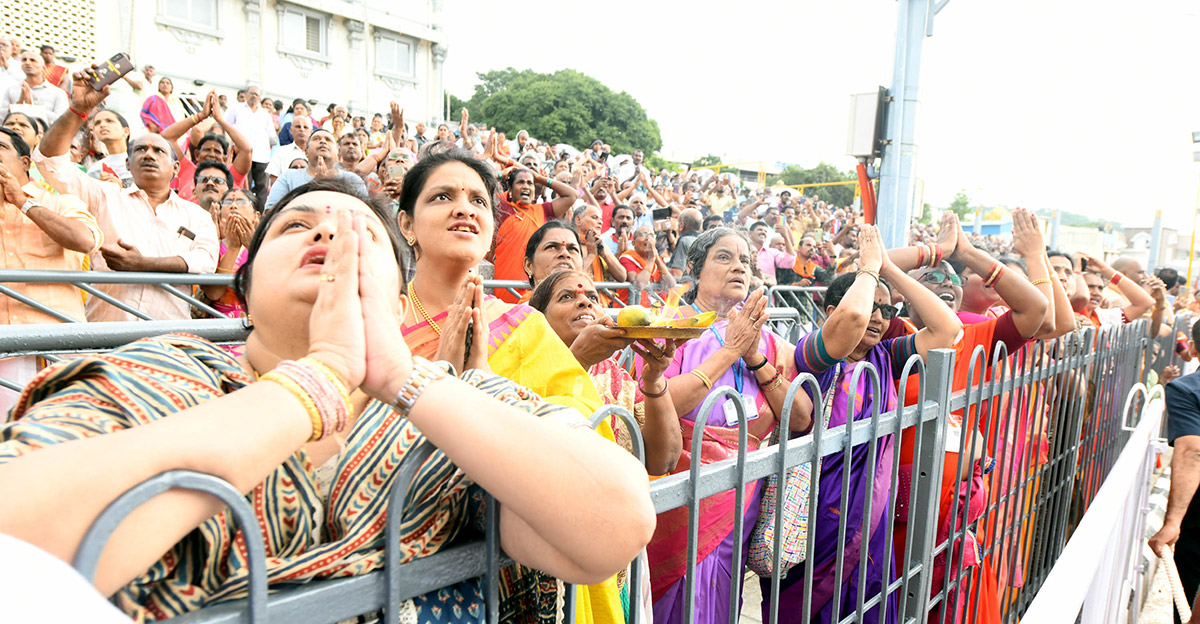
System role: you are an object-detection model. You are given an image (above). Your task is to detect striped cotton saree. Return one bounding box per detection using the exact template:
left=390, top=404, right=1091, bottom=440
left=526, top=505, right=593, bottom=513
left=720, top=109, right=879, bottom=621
left=0, top=333, right=591, bottom=622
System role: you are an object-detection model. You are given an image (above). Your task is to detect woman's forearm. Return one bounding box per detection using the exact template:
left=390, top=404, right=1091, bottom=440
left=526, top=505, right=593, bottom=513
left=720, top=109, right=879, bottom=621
left=0, top=381, right=314, bottom=595
left=884, top=264, right=960, bottom=346
left=407, top=376, right=654, bottom=584
left=667, top=345, right=740, bottom=417
left=640, top=386, right=682, bottom=476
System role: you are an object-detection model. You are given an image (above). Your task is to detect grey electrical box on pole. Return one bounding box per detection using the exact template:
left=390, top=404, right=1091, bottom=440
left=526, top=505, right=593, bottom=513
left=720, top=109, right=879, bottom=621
left=877, top=0, right=951, bottom=250
left=847, top=87, right=889, bottom=160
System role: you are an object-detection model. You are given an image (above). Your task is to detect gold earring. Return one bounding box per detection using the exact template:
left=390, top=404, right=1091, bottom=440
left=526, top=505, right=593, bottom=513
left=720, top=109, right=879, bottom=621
left=245, top=313, right=253, bottom=327
left=405, top=235, right=416, bottom=246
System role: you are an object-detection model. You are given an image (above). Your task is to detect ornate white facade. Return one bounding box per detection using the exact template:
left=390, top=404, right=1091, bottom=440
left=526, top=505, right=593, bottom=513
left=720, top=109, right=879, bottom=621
left=5, top=0, right=448, bottom=122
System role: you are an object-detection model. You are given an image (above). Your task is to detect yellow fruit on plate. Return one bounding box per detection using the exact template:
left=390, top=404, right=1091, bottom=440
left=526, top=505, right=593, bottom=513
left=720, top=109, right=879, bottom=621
left=692, top=311, right=718, bottom=328
left=617, top=305, right=653, bottom=327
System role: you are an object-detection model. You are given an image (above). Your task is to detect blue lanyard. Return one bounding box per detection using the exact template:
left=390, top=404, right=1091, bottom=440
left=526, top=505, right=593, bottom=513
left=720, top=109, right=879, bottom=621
left=692, top=303, right=743, bottom=393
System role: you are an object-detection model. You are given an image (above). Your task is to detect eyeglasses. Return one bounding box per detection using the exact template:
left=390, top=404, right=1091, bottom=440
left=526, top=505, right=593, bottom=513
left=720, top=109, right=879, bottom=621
left=197, top=176, right=229, bottom=187
left=220, top=199, right=254, bottom=208
left=919, top=270, right=963, bottom=286
left=873, top=302, right=899, bottom=320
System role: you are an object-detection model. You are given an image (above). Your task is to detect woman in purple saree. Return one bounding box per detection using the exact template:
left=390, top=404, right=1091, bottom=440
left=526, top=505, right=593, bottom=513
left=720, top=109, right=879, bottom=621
left=762, top=225, right=961, bottom=624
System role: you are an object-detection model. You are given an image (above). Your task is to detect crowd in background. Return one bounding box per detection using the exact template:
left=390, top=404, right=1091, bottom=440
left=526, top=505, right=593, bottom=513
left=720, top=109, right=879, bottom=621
left=2, top=37, right=1200, bottom=624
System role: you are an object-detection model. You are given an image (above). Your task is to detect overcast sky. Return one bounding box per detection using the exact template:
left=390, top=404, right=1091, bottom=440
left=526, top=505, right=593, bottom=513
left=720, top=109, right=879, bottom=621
left=442, top=0, right=1200, bottom=231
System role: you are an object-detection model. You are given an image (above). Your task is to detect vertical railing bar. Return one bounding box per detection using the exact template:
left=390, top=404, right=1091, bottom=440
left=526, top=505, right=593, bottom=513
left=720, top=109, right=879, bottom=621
left=385, top=442, right=437, bottom=624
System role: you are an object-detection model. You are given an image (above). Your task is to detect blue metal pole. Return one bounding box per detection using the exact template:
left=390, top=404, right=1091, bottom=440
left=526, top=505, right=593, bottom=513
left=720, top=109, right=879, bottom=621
left=1147, top=210, right=1162, bottom=273
left=878, top=0, right=945, bottom=250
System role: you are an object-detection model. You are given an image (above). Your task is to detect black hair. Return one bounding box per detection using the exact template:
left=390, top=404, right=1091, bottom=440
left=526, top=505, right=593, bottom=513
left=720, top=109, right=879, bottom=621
left=682, top=227, right=753, bottom=304
left=273, top=99, right=284, bottom=111
left=946, top=255, right=967, bottom=277
left=193, top=132, right=230, bottom=160
left=1157, top=267, right=1180, bottom=290
left=750, top=220, right=769, bottom=231
left=93, top=107, right=130, bottom=130
left=1191, top=317, right=1200, bottom=349
left=289, top=98, right=307, bottom=113
left=232, top=177, right=404, bottom=314
left=501, top=167, right=535, bottom=193
left=3, top=112, right=46, bottom=137
left=998, top=255, right=1027, bottom=274
left=524, top=221, right=581, bottom=287
left=194, top=160, right=233, bottom=188
left=220, top=186, right=257, bottom=206
left=1046, top=250, right=1073, bottom=262
left=822, top=271, right=892, bottom=309
left=612, top=204, right=635, bottom=220
left=0, top=127, right=31, bottom=160
left=528, top=269, right=592, bottom=314
left=397, top=149, right=497, bottom=217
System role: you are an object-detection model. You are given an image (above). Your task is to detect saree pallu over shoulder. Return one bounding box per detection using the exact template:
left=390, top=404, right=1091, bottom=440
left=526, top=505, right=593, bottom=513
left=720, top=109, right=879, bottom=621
left=0, top=333, right=579, bottom=622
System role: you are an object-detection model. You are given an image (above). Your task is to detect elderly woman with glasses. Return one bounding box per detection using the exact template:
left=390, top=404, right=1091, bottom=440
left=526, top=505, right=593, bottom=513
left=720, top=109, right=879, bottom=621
left=646, top=227, right=813, bottom=624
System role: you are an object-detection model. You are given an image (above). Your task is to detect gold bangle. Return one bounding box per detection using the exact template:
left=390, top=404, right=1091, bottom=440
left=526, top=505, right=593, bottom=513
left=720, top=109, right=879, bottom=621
left=262, top=371, right=323, bottom=441
left=763, top=374, right=786, bottom=393
left=1030, top=278, right=1052, bottom=286
left=856, top=269, right=880, bottom=285
left=690, top=369, right=713, bottom=390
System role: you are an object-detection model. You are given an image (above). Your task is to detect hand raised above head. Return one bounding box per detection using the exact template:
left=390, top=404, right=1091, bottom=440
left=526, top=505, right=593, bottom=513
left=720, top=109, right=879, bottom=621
left=70, top=67, right=112, bottom=112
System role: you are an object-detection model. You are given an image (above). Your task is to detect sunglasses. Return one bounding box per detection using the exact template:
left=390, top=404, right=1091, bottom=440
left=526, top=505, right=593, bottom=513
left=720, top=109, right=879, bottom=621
left=873, top=302, right=899, bottom=320
left=197, top=175, right=229, bottom=186
left=919, top=270, right=963, bottom=286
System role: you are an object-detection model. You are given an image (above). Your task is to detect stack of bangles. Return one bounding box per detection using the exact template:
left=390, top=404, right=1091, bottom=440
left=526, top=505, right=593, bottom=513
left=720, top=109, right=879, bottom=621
left=982, top=262, right=1005, bottom=287
left=261, top=357, right=352, bottom=442
left=915, top=243, right=944, bottom=269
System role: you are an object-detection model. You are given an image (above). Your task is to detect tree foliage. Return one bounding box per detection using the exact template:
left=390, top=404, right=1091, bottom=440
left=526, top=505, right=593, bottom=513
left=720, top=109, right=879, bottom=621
left=775, top=162, right=857, bottom=207
left=692, top=154, right=721, bottom=167
left=454, top=67, right=662, bottom=156
left=948, top=191, right=972, bottom=218
left=446, top=93, right=469, bottom=122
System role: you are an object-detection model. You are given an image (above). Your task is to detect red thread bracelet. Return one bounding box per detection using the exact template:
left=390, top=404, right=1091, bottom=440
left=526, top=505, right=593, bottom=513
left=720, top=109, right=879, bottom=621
left=69, top=107, right=88, bottom=121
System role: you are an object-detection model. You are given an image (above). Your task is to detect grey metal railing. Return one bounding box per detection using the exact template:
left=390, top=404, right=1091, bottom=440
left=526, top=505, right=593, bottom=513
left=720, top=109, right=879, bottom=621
left=0, top=315, right=1161, bottom=623
left=0, top=270, right=693, bottom=320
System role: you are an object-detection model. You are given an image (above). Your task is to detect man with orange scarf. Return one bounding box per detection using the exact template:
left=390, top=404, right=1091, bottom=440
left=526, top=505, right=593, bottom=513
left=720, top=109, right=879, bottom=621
left=620, top=226, right=676, bottom=306
left=492, top=166, right=577, bottom=302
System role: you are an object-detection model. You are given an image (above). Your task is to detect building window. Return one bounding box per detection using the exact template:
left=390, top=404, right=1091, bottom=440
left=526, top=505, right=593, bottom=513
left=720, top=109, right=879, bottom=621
left=280, top=7, right=327, bottom=57
left=375, top=32, right=415, bottom=78
left=158, top=0, right=218, bottom=31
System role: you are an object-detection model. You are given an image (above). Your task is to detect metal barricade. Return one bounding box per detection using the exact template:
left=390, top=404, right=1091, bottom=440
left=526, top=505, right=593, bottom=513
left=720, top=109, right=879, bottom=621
left=767, top=285, right=828, bottom=332
left=0, top=314, right=1161, bottom=623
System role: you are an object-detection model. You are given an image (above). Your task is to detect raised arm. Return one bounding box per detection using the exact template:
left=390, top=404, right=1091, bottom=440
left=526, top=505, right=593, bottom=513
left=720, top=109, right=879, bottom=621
left=819, top=225, right=885, bottom=360
left=880, top=248, right=962, bottom=359
left=1083, top=254, right=1154, bottom=322
left=209, top=92, right=253, bottom=176
left=1010, top=208, right=1068, bottom=339
left=953, top=223, right=1047, bottom=339
left=888, top=211, right=959, bottom=271
left=540, top=170, right=578, bottom=219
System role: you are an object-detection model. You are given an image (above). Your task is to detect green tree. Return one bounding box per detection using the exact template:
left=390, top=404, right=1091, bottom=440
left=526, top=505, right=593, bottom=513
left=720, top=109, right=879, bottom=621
left=948, top=191, right=972, bottom=218
left=778, top=162, right=857, bottom=206
left=463, top=68, right=661, bottom=156
left=692, top=154, right=721, bottom=167
left=447, top=93, right=469, bottom=122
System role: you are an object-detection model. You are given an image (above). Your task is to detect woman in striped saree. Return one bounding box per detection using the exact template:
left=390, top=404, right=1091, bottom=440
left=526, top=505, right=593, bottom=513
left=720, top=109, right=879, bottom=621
left=0, top=178, right=655, bottom=622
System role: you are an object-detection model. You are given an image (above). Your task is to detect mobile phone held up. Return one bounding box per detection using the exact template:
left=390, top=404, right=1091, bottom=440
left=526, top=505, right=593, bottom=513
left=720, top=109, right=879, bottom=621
left=86, top=53, right=135, bottom=91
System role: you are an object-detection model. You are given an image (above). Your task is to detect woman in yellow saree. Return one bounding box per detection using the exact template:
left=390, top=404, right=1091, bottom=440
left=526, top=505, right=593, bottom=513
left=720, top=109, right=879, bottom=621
left=395, top=150, right=627, bottom=622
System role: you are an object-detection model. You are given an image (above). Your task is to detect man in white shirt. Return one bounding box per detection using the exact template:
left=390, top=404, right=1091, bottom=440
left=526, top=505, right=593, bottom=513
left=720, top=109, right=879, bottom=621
left=33, top=71, right=218, bottom=322
left=0, top=38, right=18, bottom=92
left=223, top=85, right=276, bottom=210
left=265, top=114, right=310, bottom=184
left=0, top=50, right=68, bottom=121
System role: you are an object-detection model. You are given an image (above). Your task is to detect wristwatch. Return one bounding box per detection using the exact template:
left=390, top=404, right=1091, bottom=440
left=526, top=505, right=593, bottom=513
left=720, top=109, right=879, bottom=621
left=19, top=198, right=39, bottom=215
left=392, top=356, right=448, bottom=417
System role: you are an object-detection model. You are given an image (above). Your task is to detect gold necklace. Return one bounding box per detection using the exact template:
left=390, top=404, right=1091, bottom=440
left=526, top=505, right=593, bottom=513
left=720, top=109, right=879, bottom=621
left=408, top=281, right=441, bottom=335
